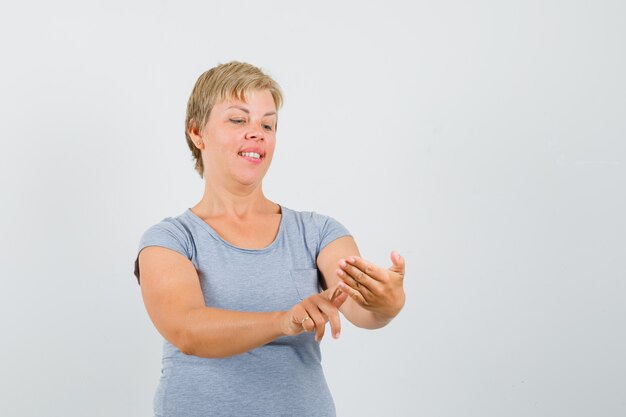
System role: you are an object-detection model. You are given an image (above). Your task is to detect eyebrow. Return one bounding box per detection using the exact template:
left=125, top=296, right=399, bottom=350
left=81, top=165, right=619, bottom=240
left=227, top=105, right=276, bottom=117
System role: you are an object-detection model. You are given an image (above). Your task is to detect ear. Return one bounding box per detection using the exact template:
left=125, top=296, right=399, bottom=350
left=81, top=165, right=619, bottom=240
left=187, top=119, right=204, bottom=149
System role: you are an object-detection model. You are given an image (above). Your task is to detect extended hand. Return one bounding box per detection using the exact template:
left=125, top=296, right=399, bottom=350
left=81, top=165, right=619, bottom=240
left=282, top=286, right=349, bottom=342
left=336, top=251, right=405, bottom=319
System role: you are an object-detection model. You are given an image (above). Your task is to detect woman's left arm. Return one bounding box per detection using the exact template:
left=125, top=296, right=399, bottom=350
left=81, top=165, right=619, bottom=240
left=316, top=236, right=406, bottom=329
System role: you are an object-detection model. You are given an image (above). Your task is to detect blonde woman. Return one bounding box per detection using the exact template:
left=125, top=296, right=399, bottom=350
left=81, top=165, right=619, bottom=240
left=134, top=61, right=406, bottom=417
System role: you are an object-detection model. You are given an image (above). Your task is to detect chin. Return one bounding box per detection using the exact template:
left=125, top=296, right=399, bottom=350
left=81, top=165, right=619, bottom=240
left=236, top=174, right=265, bottom=187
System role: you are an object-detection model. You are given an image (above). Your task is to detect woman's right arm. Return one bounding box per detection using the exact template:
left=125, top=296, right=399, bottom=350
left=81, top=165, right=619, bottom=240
left=137, top=246, right=346, bottom=358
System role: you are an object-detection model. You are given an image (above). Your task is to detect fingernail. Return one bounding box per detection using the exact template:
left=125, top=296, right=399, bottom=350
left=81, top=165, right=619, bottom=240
left=336, top=269, right=345, bottom=276
left=338, top=259, right=346, bottom=268
left=334, top=331, right=341, bottom=339
left=347, top=257, right=356, bottom=264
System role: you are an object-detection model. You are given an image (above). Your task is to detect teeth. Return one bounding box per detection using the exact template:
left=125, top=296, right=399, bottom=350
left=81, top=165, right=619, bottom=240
left=239, top=152, right=261, bottom=159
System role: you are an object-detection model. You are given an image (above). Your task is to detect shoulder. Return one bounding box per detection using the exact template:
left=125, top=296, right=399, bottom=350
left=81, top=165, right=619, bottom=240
left=141, top=213, right=190, bottom=239
left=282, top=205, right=337, bottom=227
left=134, top=211, right=196, bottom=284
left=137, top=210, right=195, bottom=258
left=281, top=205, right=351, bottom=253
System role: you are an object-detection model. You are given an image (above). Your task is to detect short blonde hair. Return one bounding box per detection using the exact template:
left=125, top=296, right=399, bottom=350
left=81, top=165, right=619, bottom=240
left=185, top=61, right=283, bottom=178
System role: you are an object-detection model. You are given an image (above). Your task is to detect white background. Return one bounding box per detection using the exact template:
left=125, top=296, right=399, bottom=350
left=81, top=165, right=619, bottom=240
left=1, top=1, right=625, bottom=416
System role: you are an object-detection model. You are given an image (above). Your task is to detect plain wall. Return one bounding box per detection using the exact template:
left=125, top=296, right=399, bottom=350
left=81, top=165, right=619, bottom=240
left=1, top=1, right=624, bottom=416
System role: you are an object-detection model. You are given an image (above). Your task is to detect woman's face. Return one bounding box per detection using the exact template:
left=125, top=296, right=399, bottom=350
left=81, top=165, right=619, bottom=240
left=200, top=89, right=277, bottom=188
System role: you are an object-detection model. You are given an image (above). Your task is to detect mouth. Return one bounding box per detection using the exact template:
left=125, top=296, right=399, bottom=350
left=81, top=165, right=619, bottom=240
left=238, top=151, right=262, bottom=160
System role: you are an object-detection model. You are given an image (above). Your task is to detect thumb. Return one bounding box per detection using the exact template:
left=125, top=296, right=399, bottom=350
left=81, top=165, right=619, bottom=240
left=325, top=286, right=349, bottom=308
left=331, top=290, right=349, bottom=308
left=390, top=250, right=405, bottom=274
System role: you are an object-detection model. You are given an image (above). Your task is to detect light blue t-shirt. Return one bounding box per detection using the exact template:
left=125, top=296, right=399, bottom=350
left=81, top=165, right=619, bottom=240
left=134, top=205, right=351, bottom=417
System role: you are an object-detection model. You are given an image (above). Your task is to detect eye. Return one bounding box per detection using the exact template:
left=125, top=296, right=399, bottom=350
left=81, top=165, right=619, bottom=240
left=263, top=124, right=274, bottom=131
left=229, top=118, right=245, bottom=124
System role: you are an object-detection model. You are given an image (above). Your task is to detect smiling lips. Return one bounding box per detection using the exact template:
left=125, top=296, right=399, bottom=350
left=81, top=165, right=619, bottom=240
left=238, top=148, right=264, bottom=163
left=239, top=151, right=261, bottom=159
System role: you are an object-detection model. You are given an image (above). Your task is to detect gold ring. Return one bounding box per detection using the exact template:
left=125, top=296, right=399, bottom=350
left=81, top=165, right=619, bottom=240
left=301, top=316, right=311, bottom=324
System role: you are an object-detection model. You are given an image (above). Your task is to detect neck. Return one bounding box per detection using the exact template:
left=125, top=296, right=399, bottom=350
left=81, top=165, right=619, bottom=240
left=192, top=175, right=275, bottom=219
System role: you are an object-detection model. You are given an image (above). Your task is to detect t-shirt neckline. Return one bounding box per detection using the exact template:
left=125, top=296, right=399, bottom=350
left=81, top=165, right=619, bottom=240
left=184, top=204, right=285, bottom=254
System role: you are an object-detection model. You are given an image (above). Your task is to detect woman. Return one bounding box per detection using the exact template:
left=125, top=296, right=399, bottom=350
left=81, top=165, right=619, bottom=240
left=134, top=61, right=406, bottom=417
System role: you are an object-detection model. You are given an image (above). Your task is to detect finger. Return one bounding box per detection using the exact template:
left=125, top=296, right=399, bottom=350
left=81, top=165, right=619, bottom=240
left=337, top=263, right=379, bottom=297
left=336, top=267, right=375, bottom=302
left=292, top=305, right=313, bottom=332
left=316, top=299, right=342, bottom=339
left=322, top=286, right=341, bottom=302
left=390, top=251, right=405, bottom=276
left=338, top=282, right=368, bottom=306
left=302, top=301, right=327, bottom=342
left=291, top=305, right=306, bottom=326
left=345, top=256, right=386, bottom=283
left=331, top=290, right=349, bottom=309
left=322, top=286, right=349, bottom=309
left=300, top=316, right=314, bottom=332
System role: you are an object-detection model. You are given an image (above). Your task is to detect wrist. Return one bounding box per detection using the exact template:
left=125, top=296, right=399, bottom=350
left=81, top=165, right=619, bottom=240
left=275, top=310, right=291, bottom=337
left=372, top=298, right=404, bottom=324
left=371, top=310, right=394, bottom=325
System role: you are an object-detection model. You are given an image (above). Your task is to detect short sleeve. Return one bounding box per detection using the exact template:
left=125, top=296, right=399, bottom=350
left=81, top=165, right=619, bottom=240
left=313, top=212, right=352, bottom=255
left=133, top=219, right=192, bottom=284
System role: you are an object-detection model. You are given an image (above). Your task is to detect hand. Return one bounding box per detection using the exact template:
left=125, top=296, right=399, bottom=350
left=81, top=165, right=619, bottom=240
left=282, top=286, right=349, bottom=342
left=336, top=251, right=406, bottom=320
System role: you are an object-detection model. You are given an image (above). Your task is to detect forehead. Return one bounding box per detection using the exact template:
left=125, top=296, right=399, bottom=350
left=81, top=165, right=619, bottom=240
left=217, top=89, right=277, bottom=113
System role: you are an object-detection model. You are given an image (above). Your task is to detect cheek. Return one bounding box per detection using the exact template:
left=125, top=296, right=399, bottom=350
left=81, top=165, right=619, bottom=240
left=265, top=144, right=276, bottom=162
left=266, top=135, right=277, bottom=152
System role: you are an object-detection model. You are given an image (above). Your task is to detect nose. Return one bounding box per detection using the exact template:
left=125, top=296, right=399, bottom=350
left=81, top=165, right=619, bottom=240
left=245, top=123, right=264, bottom=141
